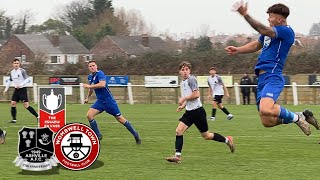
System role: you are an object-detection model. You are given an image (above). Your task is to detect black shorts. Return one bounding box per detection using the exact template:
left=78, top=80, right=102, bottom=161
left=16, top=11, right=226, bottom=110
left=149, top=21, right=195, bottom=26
left=179, top=107, right=208, bottom=133
left=213, top=95, right=224, bottom=104
left=12, top=87, right=29, bottom=102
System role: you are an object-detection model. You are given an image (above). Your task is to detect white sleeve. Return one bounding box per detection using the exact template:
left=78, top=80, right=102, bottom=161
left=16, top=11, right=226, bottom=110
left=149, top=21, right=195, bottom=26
left=20, top=77, right=30, bottom=87
left=4, top=79, right=11, bottom=92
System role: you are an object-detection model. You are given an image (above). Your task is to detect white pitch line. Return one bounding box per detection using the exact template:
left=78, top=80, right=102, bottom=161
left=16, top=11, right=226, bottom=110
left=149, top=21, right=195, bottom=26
left=3, top=134, right=317, bottom=140
left=0, top=120, right=178, bottom=128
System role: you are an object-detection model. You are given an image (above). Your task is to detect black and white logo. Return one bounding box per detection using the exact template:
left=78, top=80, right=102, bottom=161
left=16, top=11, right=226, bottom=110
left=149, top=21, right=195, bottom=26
left=14, top=127, right=58, bottom=171
left=62, top=133, right=91, bottom=161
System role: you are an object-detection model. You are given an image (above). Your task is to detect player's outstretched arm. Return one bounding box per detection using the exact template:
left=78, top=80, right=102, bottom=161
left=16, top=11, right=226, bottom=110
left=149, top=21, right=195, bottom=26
left=243, top=14, right=275, bottom=38
left=225, top=40, right=262, bottom=55
left=233, top=1, right=275, bottom=37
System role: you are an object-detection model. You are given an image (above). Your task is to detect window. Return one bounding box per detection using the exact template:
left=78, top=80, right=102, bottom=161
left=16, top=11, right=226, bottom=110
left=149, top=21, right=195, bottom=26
left=14, top=55, right=27, bottom=63
left=21, top=55, right=26, bottom=62
left=50, top=56, right=61, bottom=64
left=84, top=55, right=92, bottom=62
left=51, top=56, right=57, bottom=63
left=67, top=55, right=79, bottom=64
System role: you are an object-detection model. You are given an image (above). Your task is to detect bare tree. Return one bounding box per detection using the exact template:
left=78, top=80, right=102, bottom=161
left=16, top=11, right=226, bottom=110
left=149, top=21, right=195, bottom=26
left=115, top=7, right=156, bottom=36
left=25, top=53, right=48, bottom=75
left=198, top=24, right=211, bottom=37
left=0, top=10, right=6, bottom=38
left=13, top=10, right=34, bottom=34
left=58, top=0, right=93, bottom=28
left=0, top=10, right=14, bottom=39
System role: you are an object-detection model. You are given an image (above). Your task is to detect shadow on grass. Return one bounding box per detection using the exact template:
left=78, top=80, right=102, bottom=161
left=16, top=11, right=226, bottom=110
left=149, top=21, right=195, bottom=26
left=82, top=160, right=105, bottom=171
left=18, top=160, right=104, bottom=175
left=58, top=160, right=105, bottom=171
left=18, top=166, right=60, bottom=175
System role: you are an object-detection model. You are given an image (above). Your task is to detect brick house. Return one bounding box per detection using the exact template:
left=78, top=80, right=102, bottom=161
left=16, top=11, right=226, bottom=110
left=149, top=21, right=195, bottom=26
left=91, top=34, right=170, bottom=59
left=0, top=34, right=92, bottom=65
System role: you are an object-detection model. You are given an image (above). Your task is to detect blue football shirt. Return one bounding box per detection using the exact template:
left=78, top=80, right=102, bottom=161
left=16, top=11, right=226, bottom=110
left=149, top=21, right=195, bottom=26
left=88, top=70, right=115, bottom=103
left=255, top=25, right=295, bottom=75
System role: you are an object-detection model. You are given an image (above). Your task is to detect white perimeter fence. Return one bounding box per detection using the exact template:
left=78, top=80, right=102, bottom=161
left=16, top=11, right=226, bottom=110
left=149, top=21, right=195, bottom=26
left=1, top=83, right=320, bottom=105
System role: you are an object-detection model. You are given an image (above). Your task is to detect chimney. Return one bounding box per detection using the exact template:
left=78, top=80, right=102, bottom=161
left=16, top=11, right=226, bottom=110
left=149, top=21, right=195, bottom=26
left=50, top=35, right=60, bottom=47
left=141, top=34, right=149, bottom=47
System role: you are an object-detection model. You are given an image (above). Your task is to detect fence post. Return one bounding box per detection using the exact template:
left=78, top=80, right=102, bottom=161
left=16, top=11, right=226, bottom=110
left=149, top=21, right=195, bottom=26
left=292, top=82, right=298, bottom=106
left=127, top=83, right=134, bottom=105
left=234, top=83, right=240, bottom=105
left=79, top=83, right=85, bottom=104
left=33, top=83, right=38, bottom=104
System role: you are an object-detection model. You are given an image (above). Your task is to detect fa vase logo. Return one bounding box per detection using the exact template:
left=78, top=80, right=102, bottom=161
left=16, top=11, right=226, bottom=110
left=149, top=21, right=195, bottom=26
left=14, top=127, right=58, bottom=171
left=43, top=89, right=62, bottom=115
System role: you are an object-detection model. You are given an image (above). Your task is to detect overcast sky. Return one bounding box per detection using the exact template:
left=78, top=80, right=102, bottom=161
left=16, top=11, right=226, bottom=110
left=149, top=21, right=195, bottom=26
left=1, top=0, right=319, bottom=37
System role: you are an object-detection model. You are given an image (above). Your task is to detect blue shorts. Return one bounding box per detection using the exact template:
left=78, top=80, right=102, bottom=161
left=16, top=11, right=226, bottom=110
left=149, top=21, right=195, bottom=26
left=91, top=100, right=122, bottom=117
left=256, top=73, right=284, bottom=108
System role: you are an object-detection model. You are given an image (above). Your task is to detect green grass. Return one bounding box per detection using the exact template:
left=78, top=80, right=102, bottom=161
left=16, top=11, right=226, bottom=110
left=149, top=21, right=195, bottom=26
left=0, top=103, right=319, bottom=180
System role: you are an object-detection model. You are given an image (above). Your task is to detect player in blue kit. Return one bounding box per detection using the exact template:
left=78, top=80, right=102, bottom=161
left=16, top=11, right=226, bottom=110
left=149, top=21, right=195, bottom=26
left=83, top=60, right=141, bottom=144
left=225, top=3, right=319, bottom=135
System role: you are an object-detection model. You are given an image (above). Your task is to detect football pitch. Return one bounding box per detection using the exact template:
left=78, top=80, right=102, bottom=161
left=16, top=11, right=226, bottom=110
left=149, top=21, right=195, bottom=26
left=0, top=103, right=319, bottom=180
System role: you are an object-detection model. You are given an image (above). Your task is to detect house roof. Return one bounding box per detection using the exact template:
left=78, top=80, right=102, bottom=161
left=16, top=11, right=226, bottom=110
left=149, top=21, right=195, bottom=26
left=108, top=35, right=168, bottom=55
left=14, top=34, right=90, bottom=54
left=51, top=35, right=90, bottom=54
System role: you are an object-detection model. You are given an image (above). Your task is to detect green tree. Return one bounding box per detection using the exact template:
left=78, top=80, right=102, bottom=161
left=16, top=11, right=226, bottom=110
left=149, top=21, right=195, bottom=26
left=195, top=36, right=212, bottom=52
left=57, top=0, right=128, bottom=48
left=4, top=18, right=12, bottom=39
left=72, top=27, right=93, bottom=49
left=95, top=24, right=114, bottom=40
left=91, top=0, right=113, bottom=15
left=28, top=19, right=69, bottom=35
left=226, top=39, right=238, bottom=47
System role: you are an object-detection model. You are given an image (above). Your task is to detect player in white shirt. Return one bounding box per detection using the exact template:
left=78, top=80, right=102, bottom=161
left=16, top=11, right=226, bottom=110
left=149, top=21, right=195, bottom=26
left=207, top=67, right=233, bottom=121
left=165, top=61, right=235, bottom=164
left=3, top=59, right=38, bottom=123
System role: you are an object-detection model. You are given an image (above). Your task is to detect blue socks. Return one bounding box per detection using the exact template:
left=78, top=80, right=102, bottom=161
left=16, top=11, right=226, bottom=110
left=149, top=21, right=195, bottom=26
left=278, top=106, right=296, bottom=124
left=89, top=119, right=101, bottom=138
left=124, top=120, right=139, bottom=137
left=89, top=119, right=138, bottom=139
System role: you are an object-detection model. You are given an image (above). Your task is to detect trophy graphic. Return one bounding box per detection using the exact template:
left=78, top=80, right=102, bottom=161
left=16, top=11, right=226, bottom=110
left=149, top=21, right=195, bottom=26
left=42, top=89, right=62, bottom=115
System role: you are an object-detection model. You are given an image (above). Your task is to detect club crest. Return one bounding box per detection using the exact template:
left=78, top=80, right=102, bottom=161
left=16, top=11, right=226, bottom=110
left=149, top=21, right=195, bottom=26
left=14, top=127, right=58, bottom=171
left=54, top=123, right=100, bottom=170
left=263, top=36, right=271, bottom=49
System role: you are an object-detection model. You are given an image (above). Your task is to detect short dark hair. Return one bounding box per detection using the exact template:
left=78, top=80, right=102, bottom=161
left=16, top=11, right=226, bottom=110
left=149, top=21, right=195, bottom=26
left=179, top=61, right=191, bottom=70
left=209, top=67, right=216, bottom=71
left=87, top=60, right=96, bottom=64
left=13, top=58, right=20, bottom=63
left=267, top=3, right=290, bottom=18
